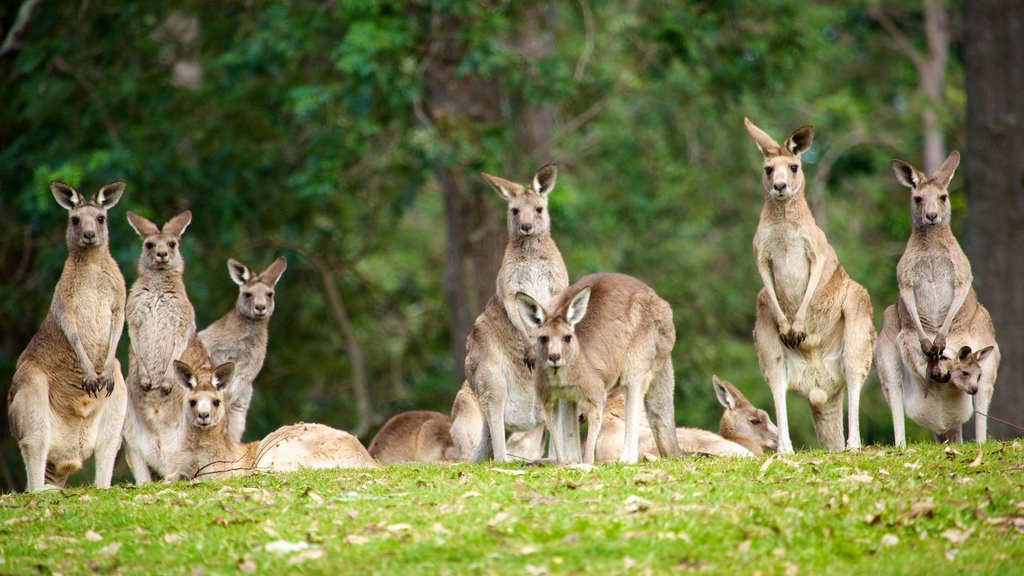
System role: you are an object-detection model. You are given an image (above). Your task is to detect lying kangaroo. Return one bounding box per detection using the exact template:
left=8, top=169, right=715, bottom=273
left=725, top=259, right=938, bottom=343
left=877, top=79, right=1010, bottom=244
left=449, top=380, right=545, bottom=462
left=875, top=151, right=1000, bottom=445
left=594, top=376, right=778, bottom=461
left=198, top=256, right=287, bottom=442
left=168, top=359, right=376, bottom=481
left=8, top=180, right=128, bottom=490
left=744, top=117, right=875, bottom=454
left=367, top=410, right=460, bottom=464
left=516, top=272, right=683, bottom=464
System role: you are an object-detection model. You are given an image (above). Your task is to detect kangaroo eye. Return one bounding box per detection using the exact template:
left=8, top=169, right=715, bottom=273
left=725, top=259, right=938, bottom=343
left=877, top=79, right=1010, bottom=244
left=213, top=399, right=221, bottom=407
left=539, top=335, right=549, bottom=344
left=749, top=419, right=762, bottom=425
left=511, top=208, right=519, bottom=216
left=914, top=197, right=923, bottom=205
left=764, top=166, right=773, bottom=176
left=536, top=207, right=543, bottom=214
left=168, top=241, right=177, bottom=249
left=71, top=216, right=81, bottom=225
left=145, top=242, right=155, bottom=250
left=267, top=292, right=274, bottom=299
left=97, top=216, right=105, bottom=224
left=939, top=194, right=947, bottom=202
left=790, top=165, right=798, bottom=173
left=243, top=292, right=252, bottom=299
left=563, top=335, right=572, bottom=343
left=189, top=399, right=197, bottom=407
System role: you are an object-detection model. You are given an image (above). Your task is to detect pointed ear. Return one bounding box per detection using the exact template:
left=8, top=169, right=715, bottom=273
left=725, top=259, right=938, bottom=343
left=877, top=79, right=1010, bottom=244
left=891, top=159, right=923, bottom=190
left=95, top=180, right=126, bottom=209
left=212, top=362, right=235, bottom=391
left=162, top=210, right=192, bottom=238
left=173, top=360, right=197, bottom=391
left=712, top=375, right=748, bottom=410
left=565, top=287, right=591, bottom=327
left=973, top=346, right=995, bottom=363
left=126, top=211, right=160, bottom=238
left=957, top=346, right=973, bottom=361
left=784, top=125, right=814, bottom=156
left=532, top=163, right=557, bottom=196
left=51, top=181, right=82, bottom=210
left=481, top=172, right=524, bottom=201
left=515, top=292, right=545, bottom=330
left=259, top=256, right=288, bottom=286
left=227, top=258, right=253, bottom=286
left=932, top=150, right=960, bottom=188
left=743, top=117, right=780, bottom=156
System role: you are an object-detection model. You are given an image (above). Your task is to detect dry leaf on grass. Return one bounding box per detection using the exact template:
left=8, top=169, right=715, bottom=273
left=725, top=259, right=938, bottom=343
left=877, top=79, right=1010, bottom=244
left=386, top=523, right=411, bottom=533
left=98, top=542, right=121, bottom=556
left=288, top=548, right=325, bottom=565
left=493, top=468, right=526, bottom=476
left=459, top=491, right=482, bottom=500
left=264, top=540, right=308, bottom=554
left=344, top=534, right=369, bottom=545
left=880, top=534, right=899, bottom=547
left=488, top=513, right=510, bottom=527
left=899, top=501, right=936, bottom=521
left=85, top=530, right=102, bottom=542
left=620, top=495, right=653, bottom=514
left=633, top=469, right=671, bottom=485
left=941, top=526, right=975, bottom=546
left=237, top=558, right=257, bottom=573
left=969, top=450, right=984, bottom=467
left=844, top=473, right=874, bottom=484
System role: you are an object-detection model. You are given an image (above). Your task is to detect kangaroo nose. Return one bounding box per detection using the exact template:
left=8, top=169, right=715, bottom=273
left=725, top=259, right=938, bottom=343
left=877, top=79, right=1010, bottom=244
left=156, top=251, right=168, bottom=259
left=773, top=182, right=787, bottom=193
left=83, top=231, right=96, bottom=240
left=548, top=353, right=561, bottom=363
left=926, top=212, right=939, bottom=222
left=520, top=223, right=533, bottom=234
left=255, top=304, right=267, bottom=314
left=198, top=410, right=210, bottom=420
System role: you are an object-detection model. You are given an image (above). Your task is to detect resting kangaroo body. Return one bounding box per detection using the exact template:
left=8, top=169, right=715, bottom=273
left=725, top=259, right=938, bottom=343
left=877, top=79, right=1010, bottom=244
left=198, top=256, right=287, bottom=442
left=594, top=376, right=778, bottom=461
left=168, top=360, right=376, bottom=481
left=874, top=151, right=1000, bottom=445
left=8, top=180, right=128, bottom=490
left=368, top=410, right=460, bottom=464
left=465, top=164, right=572, bottom=462
left=744, top=117, right=875, bottom=454
left=121, top=210, right=197, bottom=483
left=516, top=272, right=683, bottom=464
left=449, top=380, right=545, bottom=462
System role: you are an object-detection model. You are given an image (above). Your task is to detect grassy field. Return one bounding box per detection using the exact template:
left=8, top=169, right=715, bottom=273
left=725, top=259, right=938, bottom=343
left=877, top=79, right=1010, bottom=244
left=2, top=442, right=1023, bottom=575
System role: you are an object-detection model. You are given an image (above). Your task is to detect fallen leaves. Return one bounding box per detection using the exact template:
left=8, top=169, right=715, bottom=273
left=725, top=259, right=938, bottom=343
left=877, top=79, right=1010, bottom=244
left=85, top=530, right=102, bottom=542
left=898, top=500, right=936, bottom=522
left=619, top=495, right=653, bottom=514
left=941, top=526, right=975, bottom=546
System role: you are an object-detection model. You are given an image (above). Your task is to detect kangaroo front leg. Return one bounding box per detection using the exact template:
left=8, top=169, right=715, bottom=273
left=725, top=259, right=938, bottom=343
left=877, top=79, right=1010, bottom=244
left=100, top=301, right=125, bottom=397
left=933, top=284, right=971, bottom=352
left=51, top=297, right=101, bottom=396
left=755, top=256, right=792, bottom=338
left=899, top=283, right=936, bottom=357
left=788, top=239, right=825, bottom=349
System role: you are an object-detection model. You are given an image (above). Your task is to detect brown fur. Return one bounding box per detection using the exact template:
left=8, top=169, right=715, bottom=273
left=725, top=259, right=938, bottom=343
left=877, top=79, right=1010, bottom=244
left=448, top=380, right=546, bottom=462
left=368, top=410, right=459, bottom=464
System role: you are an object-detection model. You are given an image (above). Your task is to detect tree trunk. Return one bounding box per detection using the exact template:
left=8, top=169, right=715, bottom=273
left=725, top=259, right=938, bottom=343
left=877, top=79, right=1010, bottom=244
left=920, top=0, right=948, bottom=174
left=963, top=0, right=1024, bottom=439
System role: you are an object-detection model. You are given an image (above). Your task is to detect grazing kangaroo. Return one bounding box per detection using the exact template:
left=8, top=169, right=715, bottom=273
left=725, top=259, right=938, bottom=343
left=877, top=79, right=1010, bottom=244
left=875, top=151, right=1000, bottom=445
left=168, top=359, right=376, bottom=481
left=7, top=180, right=128, bottom=490
left=466, top=163, right=573, bottom=462
left=198, top=256, right=287, bottom=442
left=516, top=272, right=683, bottom=464
left=121, top=210, right=197, bottom=483
left=594, top=376, right=778, bottom=461
left=368, top=410, right=460, bottom=464
left=449, top=380, right=545, bottom=462
left=744, top=117, right=875, bottom=454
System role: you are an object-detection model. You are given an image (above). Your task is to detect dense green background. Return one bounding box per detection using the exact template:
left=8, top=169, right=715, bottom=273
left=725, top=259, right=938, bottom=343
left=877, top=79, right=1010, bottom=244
left=0, top=1, right=966, bottom=489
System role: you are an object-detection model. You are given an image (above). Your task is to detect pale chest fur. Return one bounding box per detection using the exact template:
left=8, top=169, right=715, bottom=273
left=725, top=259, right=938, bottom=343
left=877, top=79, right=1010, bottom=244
left=898, top=242, right=971, bottom=333
left=755, top=219, right=819, bottom=316
left=198, top=316, right=268, bottom=389
left=127, top=277, right=196, bottom=385
left=497, top=238, right=569, bottom=308
left=55, top=259, right=125, bottom=364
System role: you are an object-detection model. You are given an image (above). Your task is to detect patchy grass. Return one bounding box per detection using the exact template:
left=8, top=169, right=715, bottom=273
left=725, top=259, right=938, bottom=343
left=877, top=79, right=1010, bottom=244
left=2, top=442, right=1023, bottom=575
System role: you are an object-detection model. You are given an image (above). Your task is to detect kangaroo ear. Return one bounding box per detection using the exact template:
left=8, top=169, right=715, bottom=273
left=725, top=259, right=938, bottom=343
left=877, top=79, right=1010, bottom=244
left=212, top=362, right=235, bottom=390
left=173, top=360, right=197, bottom=391
left=784, top=125, right=814, bottom=156
left=515, top=292, right=545, bottom=330
left=481, top=172, right=524, bottom=201
left=259, top=256, right=288, bottom=286
left=96, top=180, right=126, bottom=209
left=743, top=117, right=780, bottom=157
left=932, top=150, right=960, bottom=189
left=957, top=346, right=973, bottom=361
left=532, top=163, right=558, bottom=197
left=891, top=159, right=923, bottom=190
left=566, top=287, right=591, bottom=327
left=973, top=346, right=995, bottom=363
left=227, top=258, right=253, bottom=286
left=126, top=211, right=160, bottom=238
left=712, top=375, right=742, bottom=410
left=51, top=181, right=82, bottom=210
left=162, top=210, right=192, bottom=238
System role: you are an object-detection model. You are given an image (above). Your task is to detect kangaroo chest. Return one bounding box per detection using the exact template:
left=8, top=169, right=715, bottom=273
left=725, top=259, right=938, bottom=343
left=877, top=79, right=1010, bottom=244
left=60, top=264, right=121, bottom=363
left=759, top=223, right=811, bottom=315
left=500, top=259, right=566, bottom=306
left=901, top=252, right=957, bottom=332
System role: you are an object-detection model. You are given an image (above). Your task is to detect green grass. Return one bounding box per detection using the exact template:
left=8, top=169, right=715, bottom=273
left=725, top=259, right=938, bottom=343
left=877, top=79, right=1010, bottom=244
left=2, top=442, right=1023, bottom=575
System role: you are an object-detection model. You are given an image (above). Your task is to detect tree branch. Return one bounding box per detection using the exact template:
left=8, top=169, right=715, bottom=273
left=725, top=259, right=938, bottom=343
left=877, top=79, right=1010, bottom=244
left=0, top=0, right=42, bottom=59
left=868, top=6, right=926, bottom=72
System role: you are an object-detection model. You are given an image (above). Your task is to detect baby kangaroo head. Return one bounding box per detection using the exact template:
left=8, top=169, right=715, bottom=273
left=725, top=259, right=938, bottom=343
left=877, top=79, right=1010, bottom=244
left=743, top=117, right=813, bottom=201
left=51, top=180, right=125, bottom=250
left=481, top=163, right=557, bottom=239
left=713, top=375, right=778, bottom=453
left=126, top=210, right=192, bottom=272
left=947, top=345, right=994, bottom=396
left=173, top=359, right=235, bottom=429
left=891, top=150, right=959, bottom=228
left=227, top=256, right=287, bottom=320
left=515, top=287, right=590, bottom=370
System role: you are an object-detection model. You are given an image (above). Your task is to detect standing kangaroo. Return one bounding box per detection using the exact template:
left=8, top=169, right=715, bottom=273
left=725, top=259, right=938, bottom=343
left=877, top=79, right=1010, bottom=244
left=198, top=256, right=287, bottom=442
left=874, top=151, right=1000, bottom=445
left=744, top=117, right=875, bottom=454
left=516, top=272, right=683, bottom=464
left=449, top=380, right=545, bottom=462
left=122, top=210, right=197, bottom=483
left=465, top=164, right=571, bottom=462
left=8, top=180, right=128, bottom=490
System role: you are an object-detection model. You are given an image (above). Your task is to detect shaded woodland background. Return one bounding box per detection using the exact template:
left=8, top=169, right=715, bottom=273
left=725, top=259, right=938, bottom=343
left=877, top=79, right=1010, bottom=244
left=1, top=0, right=1021, bottom=490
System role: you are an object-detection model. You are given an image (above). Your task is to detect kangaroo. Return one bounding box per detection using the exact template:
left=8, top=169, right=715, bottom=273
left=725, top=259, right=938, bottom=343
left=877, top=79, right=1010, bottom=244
left=367, top=410, right=460, bottom=463
left=198, top=256, right=287, bottom=442
left=449, top=380, right=545, bottom=462
left=593, top=376, right=778, bottom=461
left=121, top=210, right=197, bottom=483
left=516, top=272, right=683, bottom=464
left=465, top=163, right=573, bottom=462
left=875, top=151, right=1000, bottom=445
left=744, top=117, right=876, bottom=454
left=7, top=180, right=128, bottom=490
left=168, top=359, right=376, bottom=481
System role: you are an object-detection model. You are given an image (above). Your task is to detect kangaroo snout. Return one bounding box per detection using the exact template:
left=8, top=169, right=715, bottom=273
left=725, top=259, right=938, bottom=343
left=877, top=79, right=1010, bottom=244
left=519, top=223, right=534, bottom=234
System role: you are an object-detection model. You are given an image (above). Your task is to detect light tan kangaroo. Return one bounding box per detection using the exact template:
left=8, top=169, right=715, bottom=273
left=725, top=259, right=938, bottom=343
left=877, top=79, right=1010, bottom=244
left=198, top=256, right=287, bottom=442
left=7, top=180, right=128, bottom=491
left=593, top=376, right=778, bottom=461
left=122, top=210, right=197, bottom=483
left=449, top=380, right=545, bottom=462
left=516, top=272, right=683, bottom=464
left=875, top=151, right=999, bottom=445
left=367, top=410, right=460, bottom=464
left=167, top=359, right=376, bottom=481
left=744, top=117, right=876, bottom=454
left=465, top=163, right=571, bottom=462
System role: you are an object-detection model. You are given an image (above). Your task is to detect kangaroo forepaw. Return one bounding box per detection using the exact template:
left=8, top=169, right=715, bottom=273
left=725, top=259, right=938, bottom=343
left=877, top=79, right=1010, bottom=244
left=780, top=330, right=806, bottom=349
left=81, top=376, right=101, bottom=397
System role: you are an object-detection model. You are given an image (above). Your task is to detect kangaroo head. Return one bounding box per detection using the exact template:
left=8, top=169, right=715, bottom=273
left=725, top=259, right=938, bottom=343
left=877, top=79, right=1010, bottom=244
left=51, top=180, right=125, bottom=250
left=482, top=163, right=557, bottom=239
left=173, top=359, right=235, bottom=429
left=743, top=117, right=813, bottom=202
left=713, top=375, right=778, bottom=454
left=945, top=345, right=993, bottom=396
left=227, top=256, right=287, bottom=320
left=516, top=287, right=590, bottom=370
left=891, top=150, right=959, bottom=229
left=126, top=210, right=192, bottom=273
